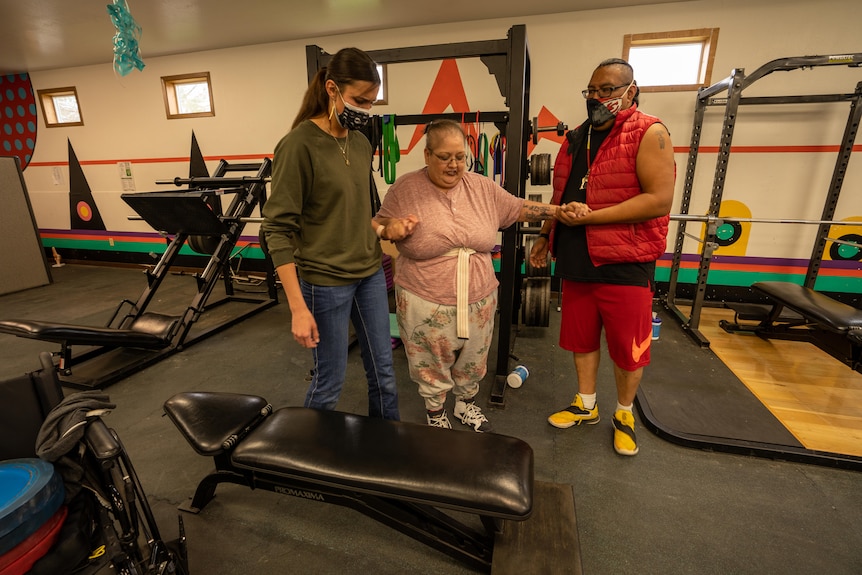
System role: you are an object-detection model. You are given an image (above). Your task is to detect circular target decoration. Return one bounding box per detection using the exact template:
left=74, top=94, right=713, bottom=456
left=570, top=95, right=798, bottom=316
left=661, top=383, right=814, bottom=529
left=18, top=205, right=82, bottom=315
left=829, top=234, right=862, bottom=262
left=0, top=74, right=38, bottom=169
left=715, top=221, right=742, bottom=246
left=76, top=201, right=93, bottom=222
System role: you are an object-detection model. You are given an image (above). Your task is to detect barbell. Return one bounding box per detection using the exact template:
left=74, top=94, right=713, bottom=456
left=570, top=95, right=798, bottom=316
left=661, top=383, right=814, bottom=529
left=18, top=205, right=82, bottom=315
left=670, top=214, right=861, bottom=226
left=525, top=117, right=568, bottom=186
left=530, top=117, right=568, bottom=145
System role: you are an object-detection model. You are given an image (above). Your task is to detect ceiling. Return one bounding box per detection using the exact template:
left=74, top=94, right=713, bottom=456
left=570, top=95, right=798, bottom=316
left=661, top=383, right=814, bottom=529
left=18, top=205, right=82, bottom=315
left=0, top=0, right=692, bottom=74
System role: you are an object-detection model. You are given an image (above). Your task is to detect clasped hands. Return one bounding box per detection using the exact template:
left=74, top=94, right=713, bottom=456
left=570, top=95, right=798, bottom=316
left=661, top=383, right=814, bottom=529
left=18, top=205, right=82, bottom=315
left=555, top=201, right=591, bottom=226
left=529, top=202, right=590, bottom=268
left=380, top=214, right=419, bottom=241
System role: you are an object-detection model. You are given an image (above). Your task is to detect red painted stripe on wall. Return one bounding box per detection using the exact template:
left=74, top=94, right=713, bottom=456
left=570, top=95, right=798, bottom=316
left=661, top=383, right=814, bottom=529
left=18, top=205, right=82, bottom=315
left=28, top=153, right=273, bottom=168
left=673, top=144, right=862, bottom=154
left=25, top=145, right=862, bottom=167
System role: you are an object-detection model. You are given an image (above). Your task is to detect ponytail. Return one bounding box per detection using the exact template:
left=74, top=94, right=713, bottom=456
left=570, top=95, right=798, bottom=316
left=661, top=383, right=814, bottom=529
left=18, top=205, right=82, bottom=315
left=290, top=47, right=380, bottom=130
left=292, top=68, right=330, bottom=129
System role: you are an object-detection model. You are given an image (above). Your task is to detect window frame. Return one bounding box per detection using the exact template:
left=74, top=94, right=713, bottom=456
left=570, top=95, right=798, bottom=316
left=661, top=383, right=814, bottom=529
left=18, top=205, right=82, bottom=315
left=375, top=64, right=388, bottom=105
left=37, top=86, right=84, bottom=127
left=622, top=28, right=720, bottom=93
left=161, top=72, right=215, bottom=120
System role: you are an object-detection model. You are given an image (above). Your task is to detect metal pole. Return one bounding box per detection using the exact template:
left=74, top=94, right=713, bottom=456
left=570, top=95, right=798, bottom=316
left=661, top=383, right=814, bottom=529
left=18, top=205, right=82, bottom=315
left=805, top=81, right=862, bottom=288
left=667, top=79, right=709, bottom=311
left=490, top=24, right=529, bottom=406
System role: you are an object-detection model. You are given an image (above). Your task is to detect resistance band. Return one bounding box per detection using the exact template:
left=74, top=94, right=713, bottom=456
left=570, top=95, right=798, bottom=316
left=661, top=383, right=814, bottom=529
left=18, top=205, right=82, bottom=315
left=461, top=113, right=477, bottom=172
left=475, top=132, right=489, bottom=176
left=382, top=115, right=400, bottom=184
left=491, top=133, right=506, bottom=185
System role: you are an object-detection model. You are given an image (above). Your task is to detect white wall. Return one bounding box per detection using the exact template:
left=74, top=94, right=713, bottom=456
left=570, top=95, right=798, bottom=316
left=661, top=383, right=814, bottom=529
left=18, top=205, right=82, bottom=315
left=24, top=0, right=862, bottom=261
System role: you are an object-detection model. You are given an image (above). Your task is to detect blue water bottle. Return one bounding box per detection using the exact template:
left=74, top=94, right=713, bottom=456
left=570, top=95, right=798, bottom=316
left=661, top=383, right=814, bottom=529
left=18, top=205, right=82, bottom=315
left=651, top=315, right=662, bottom=340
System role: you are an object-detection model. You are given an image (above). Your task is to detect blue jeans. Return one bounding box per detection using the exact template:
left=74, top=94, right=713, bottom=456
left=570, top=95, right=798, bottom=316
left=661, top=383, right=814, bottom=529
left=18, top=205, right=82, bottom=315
left=300, top=267, right=400, bottom=420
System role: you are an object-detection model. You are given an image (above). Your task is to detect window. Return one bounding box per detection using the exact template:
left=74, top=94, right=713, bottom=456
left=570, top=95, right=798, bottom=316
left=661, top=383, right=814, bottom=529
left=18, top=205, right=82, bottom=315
left=623, top=28, right=720, bottom=93
left=375, top=64, right=388, bottom=105
left=37, top=87, right=84, bottom=127
left=161, top=72, right=215, bottom=119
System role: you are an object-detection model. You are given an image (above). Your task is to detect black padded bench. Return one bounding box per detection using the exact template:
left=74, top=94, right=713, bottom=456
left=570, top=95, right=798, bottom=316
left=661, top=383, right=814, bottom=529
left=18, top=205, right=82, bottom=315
left=164, top=391, right=536, bottom=571
left=0, top=313, right=179, bottom=375
left=721, top=281, right=862, bottom=372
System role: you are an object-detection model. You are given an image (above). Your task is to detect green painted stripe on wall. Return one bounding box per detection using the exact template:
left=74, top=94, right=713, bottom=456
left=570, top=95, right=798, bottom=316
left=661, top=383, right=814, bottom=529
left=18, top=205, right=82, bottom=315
left=44, top=239, right=860, bottom=294
left=42, top=237, right=267, bottom=258
left=654, top=268, right=860, bottom=292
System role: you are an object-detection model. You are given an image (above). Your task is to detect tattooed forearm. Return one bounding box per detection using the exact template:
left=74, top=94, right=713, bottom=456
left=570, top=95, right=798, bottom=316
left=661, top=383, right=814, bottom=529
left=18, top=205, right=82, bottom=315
left=522, top=202, right=558, bottom=222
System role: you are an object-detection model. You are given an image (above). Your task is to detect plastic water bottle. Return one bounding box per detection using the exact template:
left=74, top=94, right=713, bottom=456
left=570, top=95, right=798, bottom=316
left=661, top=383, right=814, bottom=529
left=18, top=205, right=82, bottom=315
left=507, top=365, right=529, bottom=388
left=651, top=316, right=662, bottom=340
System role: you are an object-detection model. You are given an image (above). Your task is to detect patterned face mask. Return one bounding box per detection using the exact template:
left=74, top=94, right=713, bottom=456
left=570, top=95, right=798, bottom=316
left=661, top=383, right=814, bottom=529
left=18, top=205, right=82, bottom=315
left=336, top=88, right=372, bottom=130
left=586, top=78, right=634, bottom=127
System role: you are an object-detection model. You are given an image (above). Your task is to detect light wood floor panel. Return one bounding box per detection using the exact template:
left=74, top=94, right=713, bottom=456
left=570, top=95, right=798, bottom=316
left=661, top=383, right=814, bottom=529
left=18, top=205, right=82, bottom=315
left=681, top=306, right=862, bottom=458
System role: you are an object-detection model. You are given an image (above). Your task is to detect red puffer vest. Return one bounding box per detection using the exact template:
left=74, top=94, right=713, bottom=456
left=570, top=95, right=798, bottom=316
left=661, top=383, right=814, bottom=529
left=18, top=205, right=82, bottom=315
left=549, top=105, right=670, bottom=266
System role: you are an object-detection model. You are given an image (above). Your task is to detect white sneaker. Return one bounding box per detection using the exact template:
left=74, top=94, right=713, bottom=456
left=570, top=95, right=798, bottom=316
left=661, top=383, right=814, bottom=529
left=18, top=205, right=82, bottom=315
left=454, top=400, right=493, bottom=432
left=426, top=410, right=452, bottom=429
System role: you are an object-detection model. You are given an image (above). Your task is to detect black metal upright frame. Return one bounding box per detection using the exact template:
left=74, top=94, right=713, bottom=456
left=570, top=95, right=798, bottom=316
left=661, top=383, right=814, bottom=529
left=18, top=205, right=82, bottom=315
left=665, top=53, right=862, bottom=347
left=306, top=25, right=531, bottom=405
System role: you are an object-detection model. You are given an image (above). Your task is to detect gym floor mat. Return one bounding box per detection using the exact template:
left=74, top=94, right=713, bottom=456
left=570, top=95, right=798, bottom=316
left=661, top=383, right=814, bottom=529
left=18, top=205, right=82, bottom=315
left=639, top=309, right=862, bottom=470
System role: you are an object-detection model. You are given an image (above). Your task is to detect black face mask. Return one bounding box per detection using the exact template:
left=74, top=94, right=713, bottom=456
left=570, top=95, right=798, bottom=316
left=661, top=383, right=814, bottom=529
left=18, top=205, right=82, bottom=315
left=336, top=89, right=372, bottom=130
left=586, top=98, right=617, bottom=128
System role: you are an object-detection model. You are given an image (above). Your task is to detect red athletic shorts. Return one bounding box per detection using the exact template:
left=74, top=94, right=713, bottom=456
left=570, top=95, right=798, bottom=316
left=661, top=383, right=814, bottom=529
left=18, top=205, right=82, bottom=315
left=559, top=280, right=653, bottom=371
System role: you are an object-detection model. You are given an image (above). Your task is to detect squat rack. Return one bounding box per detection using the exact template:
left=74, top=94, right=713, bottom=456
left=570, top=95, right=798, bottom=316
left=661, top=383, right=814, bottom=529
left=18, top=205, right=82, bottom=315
left=307, top=25, right=531, bottom=405
left=664, top=53, right=862, bottom=346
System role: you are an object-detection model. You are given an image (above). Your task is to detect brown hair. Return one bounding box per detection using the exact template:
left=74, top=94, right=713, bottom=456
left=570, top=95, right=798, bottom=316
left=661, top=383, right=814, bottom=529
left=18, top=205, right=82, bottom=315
left=423, top=119, right=466, bottom=151
left=291, top=47, right=380, bottom=129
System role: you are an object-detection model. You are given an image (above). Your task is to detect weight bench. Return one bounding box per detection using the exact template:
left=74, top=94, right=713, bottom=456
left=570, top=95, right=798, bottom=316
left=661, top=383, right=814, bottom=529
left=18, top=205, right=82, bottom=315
left=0, top=313, right=179, bottom=376
left=163, top=391, right=535, bottom=572
left=721, top=281, right=862, bottom=373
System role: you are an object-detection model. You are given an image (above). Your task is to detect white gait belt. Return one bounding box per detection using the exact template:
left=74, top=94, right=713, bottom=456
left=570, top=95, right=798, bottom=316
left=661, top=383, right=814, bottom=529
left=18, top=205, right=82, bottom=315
left=443, top=247, right=476, bottom=339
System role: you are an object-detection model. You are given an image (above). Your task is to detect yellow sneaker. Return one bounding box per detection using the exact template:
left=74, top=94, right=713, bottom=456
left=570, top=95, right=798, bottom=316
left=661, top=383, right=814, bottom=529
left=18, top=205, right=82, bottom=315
left=548, top=395, right=600, bottom=428
left=613, top=410, right=639, bottom=456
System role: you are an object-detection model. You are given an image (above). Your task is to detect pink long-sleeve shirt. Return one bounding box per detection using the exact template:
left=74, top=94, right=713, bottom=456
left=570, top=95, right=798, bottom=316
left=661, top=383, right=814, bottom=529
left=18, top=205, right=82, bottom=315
left=377, top=168, right=522, bottom=305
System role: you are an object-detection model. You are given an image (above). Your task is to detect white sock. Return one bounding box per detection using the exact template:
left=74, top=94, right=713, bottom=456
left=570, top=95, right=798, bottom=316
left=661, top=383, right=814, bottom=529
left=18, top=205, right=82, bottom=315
left=616, top=402, right=633, bottom=413
left=579, top=393, right=597, bottom=409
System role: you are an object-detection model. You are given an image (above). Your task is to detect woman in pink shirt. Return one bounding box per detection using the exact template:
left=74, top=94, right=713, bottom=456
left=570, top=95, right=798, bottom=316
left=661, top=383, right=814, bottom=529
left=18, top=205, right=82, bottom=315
left=374, top=120, right=573, bottom=431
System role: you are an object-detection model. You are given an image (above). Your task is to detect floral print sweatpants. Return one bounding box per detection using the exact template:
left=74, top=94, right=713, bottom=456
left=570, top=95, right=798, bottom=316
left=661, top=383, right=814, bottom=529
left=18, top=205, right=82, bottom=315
left=395, top=286, right=497, bottom=412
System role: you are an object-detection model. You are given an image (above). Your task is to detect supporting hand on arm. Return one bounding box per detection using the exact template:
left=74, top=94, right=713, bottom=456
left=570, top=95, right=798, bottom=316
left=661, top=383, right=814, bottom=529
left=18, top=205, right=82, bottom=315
left=371, top=215, right=419, bottom=241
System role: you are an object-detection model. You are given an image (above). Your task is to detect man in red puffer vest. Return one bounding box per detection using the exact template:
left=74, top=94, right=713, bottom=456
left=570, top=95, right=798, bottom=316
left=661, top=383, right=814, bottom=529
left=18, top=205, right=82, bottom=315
left=530, top=58, right=675, bottom=456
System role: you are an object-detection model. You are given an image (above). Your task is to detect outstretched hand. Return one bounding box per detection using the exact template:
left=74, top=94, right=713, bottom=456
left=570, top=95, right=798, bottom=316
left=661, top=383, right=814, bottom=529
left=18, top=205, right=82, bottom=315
left=529, top=237, right=549, bottom=269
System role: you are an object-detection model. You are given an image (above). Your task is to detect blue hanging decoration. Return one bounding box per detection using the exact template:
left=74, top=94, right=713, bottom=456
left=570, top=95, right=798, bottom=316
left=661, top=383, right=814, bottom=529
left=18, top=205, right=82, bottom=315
left=106, top=0, right=145, bottom=76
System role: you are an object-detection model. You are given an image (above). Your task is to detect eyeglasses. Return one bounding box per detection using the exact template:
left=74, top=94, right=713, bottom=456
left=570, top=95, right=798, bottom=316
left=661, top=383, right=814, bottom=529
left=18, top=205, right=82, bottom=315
left=581, top=84, right=631, bottom=99
left=431, top=152, right=467, bottom=165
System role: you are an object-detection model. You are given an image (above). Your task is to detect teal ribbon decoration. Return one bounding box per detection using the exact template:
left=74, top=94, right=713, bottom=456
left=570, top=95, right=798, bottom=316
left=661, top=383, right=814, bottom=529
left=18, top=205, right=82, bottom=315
left=106, top=0, right=145, bottom=76
left=382, top=115, right=400, bottom=185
